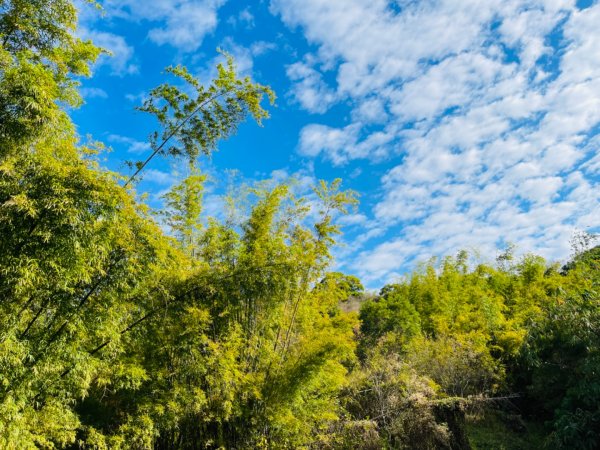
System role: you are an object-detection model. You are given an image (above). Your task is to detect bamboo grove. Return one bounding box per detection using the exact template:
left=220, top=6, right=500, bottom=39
left=1, top=1, right=599, bottom=449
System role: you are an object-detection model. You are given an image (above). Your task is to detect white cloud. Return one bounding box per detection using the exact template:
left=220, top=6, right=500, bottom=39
left=125, top=92, right=147, bottom=104
left=103, top=0, right=227, bottom=52
left=83, top=29, right=139, bottom=75
left=582, top=136, right=600, bottom=174
left=146, top=2, right=223, bottom=51
left=286, top=59, right=337, bottom=113
left=298, top=124, right=358, bottom=161
left=108, top=134, right=151, bottom=154
left=228, top=7, right=255, bottom=29
left=238, top=8, right=255, bottom=28
left=80, top=87, right=108, bottom=99
left=338, top=213, right=368, bottom=227
left=143, top=169, right=176, bottom=185
left=193, top=38, right=276, bottom=86
left=272, top=0, right=600, bottom=284
left=352, top=97, right=387, bottom=124
left=298, top=123, right=395, bottom=164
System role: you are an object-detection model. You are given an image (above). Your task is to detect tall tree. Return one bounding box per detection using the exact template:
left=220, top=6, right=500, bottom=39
left=161, top=163, right=207, bottom=258
left=0, top=0, right=100, bottom=152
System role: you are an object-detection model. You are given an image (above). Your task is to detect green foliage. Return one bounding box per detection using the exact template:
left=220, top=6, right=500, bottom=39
left=519, top=245, right=600, bottom=449
left=71, top=179, right=359, bottom=449
left=0, top=132, right=184, bottom=448
left=0, top=46, right=356, bottom=444
left=359, top=286, right=421, bottom=351
left=340, top=351, right=453, bottom=450
left=129, top=55, right=275, bottom=185
left=466, top=411, right=546, bottom=450
left=160, top=163, right=206, bottom=258
left=317, top=272, right=364, bottom=309
left=354, top=249, right=594, bottom=447
left=406, top=334, right=504, bottom=397
left=0, top=0, right=100, bottom=150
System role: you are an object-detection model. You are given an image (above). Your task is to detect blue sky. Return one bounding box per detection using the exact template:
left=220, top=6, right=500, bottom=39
left=74, top=0, right=600, bottom=288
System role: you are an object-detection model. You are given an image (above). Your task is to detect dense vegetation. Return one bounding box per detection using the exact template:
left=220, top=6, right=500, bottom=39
left=1, top=1, right=599, bottom=448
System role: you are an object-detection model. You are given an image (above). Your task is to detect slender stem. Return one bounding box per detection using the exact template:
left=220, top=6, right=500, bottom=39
left=30, top=262, right=289, bottom=401
left=123, top=90, right=229, bottom=188
left=19, top=296, right=52, bottom=339
left=40, top=260, right=115, bottom=351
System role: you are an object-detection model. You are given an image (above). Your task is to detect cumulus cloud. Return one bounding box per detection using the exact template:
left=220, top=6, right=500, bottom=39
left=142, top=169, right=176, bottom=185
left=82, top=29, right=139, bottom=75
left=298, top=123, right=395, bottom=164
left=108, top=134, right=151, bottom=155
left=272, top=0, right=600, bottom=285
left=103, top=0, right=227, bottom=52
left=286, top=59, right=337, bottom=113
left=228, top=7, right=255, bottom=29
left=194, top=38, right=276, bottom=86
left=80, top=87, right=108, bottom=99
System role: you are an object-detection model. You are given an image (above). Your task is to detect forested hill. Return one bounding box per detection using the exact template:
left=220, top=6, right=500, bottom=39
left=1, top=1, right=599, bottom=449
